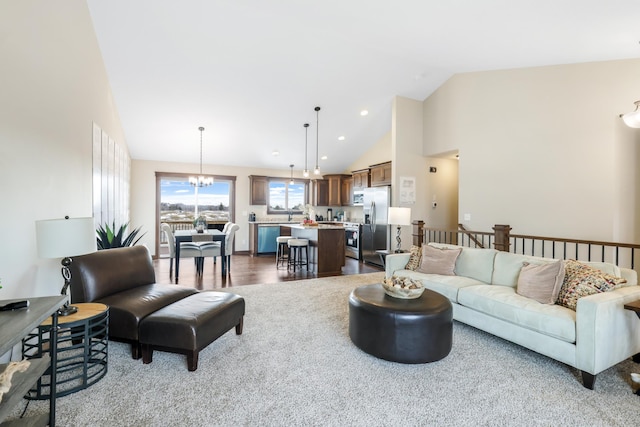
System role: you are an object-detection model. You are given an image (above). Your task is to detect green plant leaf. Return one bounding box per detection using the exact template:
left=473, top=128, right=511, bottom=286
left=96, top=221, right=146, bottom=250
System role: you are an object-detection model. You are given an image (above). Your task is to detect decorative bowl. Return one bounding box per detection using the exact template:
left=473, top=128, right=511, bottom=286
left=382, top=276, right=425, bottom=299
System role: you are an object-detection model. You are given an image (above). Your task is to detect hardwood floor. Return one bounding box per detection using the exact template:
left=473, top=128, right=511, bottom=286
left=152, top=253, right=383, bottom=290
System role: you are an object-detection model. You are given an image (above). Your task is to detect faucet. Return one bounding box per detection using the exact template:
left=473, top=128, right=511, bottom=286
left=287, top=210, right=293, bottom=222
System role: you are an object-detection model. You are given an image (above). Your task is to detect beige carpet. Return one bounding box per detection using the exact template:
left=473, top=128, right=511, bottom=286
left=11, top=272, right=640, bottom=426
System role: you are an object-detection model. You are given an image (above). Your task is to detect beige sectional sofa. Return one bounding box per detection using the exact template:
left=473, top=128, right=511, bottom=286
left=385, top=243, right=640, bottom=389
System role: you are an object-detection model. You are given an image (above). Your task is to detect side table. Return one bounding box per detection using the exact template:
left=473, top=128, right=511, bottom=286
left=623, top=299, right=640, bottom=395
left=375, top=249, right=406, bottom=268
left=22, top=303, right=109, bottom=399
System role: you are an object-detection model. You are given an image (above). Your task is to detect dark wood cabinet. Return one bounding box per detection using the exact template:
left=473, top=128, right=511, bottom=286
left=369, top=161, right=391, bottom=187
left=313, top=179, right=329, bottom=206
left=323, top=174, right=351, bottom=206
left=249, top=175, right=268, bottom=205
left=352, top=169, right=369, bottom=189
left=341, top=177, right=353, bottom=206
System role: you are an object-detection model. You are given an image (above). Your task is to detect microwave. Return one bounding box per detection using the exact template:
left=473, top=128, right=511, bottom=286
left=352, top=190, right=364, bottom=206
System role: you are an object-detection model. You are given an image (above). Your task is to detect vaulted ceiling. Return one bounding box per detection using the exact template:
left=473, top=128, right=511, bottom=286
left=87, top=0, right=640, bottom=174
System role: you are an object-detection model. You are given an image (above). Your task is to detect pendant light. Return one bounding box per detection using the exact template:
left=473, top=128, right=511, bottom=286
left=314, top=106, right=321, bottom=175
left=189, top=126, right=213, bottom=187
left=289, top=164, right=295, bottom=185
left=303, top=123, right=310, bottom=177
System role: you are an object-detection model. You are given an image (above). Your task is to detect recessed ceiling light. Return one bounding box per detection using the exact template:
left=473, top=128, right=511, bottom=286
left=338, top=136, right=345, bottom=141
left=360, top=110, right=369, bottom=116
left=272, top=150, right=279, bottom=156
left=321, top=155, right=328, bottom=160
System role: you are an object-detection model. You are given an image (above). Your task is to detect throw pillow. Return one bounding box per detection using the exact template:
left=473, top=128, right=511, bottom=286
left=516, top=260, right=565, bottom=304
left=404, top=245, right=422, bottom=271
left=416, top=245, right=461, bottom=275
left=556, top=259, right=627, bottom=311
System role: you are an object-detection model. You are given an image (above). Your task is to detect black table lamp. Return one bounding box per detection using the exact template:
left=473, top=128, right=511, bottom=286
left=36, top=216, right=96, bottom=315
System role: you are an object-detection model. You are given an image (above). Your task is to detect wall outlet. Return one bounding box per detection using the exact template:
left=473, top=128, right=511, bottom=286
left=464, top=213, right=471, bottom=221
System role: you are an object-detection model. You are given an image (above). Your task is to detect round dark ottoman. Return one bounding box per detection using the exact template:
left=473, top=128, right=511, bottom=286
left=348, top=283, right=453, bottom=363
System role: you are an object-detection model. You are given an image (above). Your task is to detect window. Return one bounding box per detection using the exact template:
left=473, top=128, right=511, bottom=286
left=160, top=178, right=232, bottom=223
left=268, top=179, right=307, bottom=213
left=155, top=172, right=236, bottom=256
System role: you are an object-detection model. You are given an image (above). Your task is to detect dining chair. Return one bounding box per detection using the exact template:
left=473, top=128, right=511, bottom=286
left=199, top=224, right=239, bottom=274
left=224, top=224, right=240, bottom=270
left=161, top=223, right=203, bottom=277
left=191, top=233, right=216, bottom=275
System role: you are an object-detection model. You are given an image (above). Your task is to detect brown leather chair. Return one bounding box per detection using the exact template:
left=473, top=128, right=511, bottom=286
left=69, top=246, right=197, bottom=359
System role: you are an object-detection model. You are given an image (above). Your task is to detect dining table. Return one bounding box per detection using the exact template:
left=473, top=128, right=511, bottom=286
left=174, top=229, right=226, bottom=279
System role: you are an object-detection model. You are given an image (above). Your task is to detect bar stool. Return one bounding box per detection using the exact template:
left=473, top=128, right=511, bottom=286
left=276, top=236, right=293, bottom=269
left=287, top=238, right=309, bottom=272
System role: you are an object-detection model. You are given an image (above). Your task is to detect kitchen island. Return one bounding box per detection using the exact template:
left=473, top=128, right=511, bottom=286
left=280, top=224, right=345, bottom=275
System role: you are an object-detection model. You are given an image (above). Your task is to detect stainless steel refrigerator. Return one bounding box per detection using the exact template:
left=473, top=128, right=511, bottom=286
left=362, top=186, right=390, bottom=267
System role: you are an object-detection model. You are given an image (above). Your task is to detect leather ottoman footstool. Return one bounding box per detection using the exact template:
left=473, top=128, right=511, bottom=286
left=349, top=284, right=452, bottom=363
left=139, top=291, right=245, bottom=371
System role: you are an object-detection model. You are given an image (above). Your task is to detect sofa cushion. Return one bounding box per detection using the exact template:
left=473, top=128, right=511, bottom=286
left=392, top=269, right=486, bottom=303
left=516, top=260, right=565, bottom=304
left=428, top=243, right=497, bottom=283
left=492, top=252, right=558, bottom=288
left=556, top=260, right=627, bottom=311
left=404, top=245, right=422, bottom=271
left=458, top=285, right=576, bottom=343
left=97, top=284, right=197, bottom=341
left=70, top=246, right=157, bottom=302
left=417, top=245, right=461, bottom=275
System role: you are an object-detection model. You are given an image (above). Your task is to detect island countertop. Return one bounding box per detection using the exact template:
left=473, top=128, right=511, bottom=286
left=280, top=224, right=344, bottom=230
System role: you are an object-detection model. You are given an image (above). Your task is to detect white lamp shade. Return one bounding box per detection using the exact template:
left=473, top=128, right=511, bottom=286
left=36, top=217, right=96, bottom=258
left=622, top=111, right=640, bottom=128
left=388, top=207, right=411, bottom=226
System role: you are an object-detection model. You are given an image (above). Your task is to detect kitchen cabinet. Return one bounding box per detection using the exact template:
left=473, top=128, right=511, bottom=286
left=323, top=174, right=351, bottom=206
left=313, top=179, right=329, bottom=206
left=0, top=296, right=66, bottom=427
left=341, top=177, right=353, bottom=206
left=352, top=169, right=369, bottom=189
left=369, top=161, right=391, bottom=187
left=248, top=175, right=268, bottom=205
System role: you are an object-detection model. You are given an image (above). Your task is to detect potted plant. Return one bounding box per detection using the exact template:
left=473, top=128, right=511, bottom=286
left=96, top=221, right=145, bottom=250
left=193, top=215, right=207, bottom=233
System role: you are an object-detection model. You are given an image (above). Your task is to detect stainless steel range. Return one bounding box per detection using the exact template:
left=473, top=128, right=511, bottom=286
left=344, top=222, right=361, bottom=260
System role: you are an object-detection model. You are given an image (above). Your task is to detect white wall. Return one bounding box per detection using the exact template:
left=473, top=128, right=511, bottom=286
left=392, top=97, right=428, bottom=249
left=0, top=1, right=127, bottom=299
left=423, top=58, right=640, bottom=242
left=424, top=157, right=459, bottom=230
left=347, top=131, right=392, bottom=172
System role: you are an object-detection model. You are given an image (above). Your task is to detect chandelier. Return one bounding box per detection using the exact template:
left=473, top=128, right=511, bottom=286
left=189, top=126, right=213, bottom=187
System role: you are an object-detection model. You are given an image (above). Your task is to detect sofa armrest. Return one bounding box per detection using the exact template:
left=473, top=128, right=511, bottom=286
left=385, top=253, right=411, bottom=277
left=575, top=285, right=640, bottom=375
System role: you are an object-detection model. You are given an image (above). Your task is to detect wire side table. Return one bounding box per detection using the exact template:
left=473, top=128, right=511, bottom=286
left=23, top=303, right=109, bottom=399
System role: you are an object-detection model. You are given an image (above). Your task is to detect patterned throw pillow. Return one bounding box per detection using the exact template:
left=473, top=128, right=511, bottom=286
left=404, top=245, right=422, bottom=270
left=555, top=259, right=627, bottom=311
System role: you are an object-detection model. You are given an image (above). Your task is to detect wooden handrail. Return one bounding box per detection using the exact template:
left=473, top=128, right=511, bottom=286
left=415, top=222, right=640, bottom=270
left=459, top=223, right=485, bottom=249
